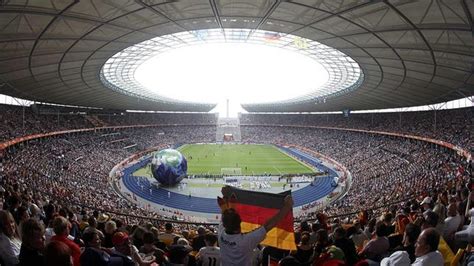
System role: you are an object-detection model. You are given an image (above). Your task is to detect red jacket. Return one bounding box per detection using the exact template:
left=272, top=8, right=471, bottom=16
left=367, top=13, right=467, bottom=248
left=51, top=235, right=81, bottom=266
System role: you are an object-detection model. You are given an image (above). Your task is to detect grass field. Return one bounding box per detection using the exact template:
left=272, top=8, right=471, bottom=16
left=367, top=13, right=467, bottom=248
left=176, top=144, right=315, bottom=175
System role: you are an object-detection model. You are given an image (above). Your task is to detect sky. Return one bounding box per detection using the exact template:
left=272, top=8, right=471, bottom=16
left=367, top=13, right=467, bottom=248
left=134, top=43, right=329, bottom=117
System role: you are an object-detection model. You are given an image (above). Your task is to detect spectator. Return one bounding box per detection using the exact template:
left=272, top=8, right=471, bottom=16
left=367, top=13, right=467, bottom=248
left=412, top=228, right=444, bottom=266
left=109, top=232, right=135, bottom=266
left=51, top=216, right=81, bottom=266
left=168, top=244, right=194, bottom=266
left=103, top=220, right=117, bottom=248
left=392, top=223, right=421, bottom=263
left=218, top=191, right=293, bottom=266
left=44, top=241, right=73, bottom=266
left=443, top=203, right=461, bottom=248
left=0, top=210, right=22, bottom=266
left=84, top=216, right=104, bottom=240
left=359, top=222, right=390, bottom=262
left=110, top=231, right=155, bottom=266
left=196, top=233, right=220, bottom=266
left=349, top=221, right=368, bottom=250
left=80, top=231, right=110, bottom=266
left=314, top=229, right=331, bottom=256
left=19, top=219, right=46, bottom=266
left=139, top=231, right=166, bottom=265
left=333, top=227, right=358, bottom=265
left=308, top=222, right=321, bottom=245
left=420, top=211, right=454, bottom=265
left=158, top=223, right=181, bottom=247
left=293, top=231, right=314, bottom=264
left=192, top=225, right=207, bottom=252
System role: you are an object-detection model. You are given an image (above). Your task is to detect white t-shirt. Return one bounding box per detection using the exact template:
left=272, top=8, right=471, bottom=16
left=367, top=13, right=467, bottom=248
left=411, top=250, right=444, bottom=266
left=0, top=233, right=21, bottom=266
left=218, top=224, right=266, bottom=266
left=198, top=246, right=221, bottom=266
left=443, top=214, right=461, bottom=238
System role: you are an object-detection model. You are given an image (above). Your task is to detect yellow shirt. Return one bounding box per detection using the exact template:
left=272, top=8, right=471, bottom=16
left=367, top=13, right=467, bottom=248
left=438, top=235, right=454, bottom=266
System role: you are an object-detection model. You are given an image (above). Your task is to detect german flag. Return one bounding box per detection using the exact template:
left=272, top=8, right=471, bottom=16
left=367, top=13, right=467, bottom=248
left=218, top=186, right=296, bottom=250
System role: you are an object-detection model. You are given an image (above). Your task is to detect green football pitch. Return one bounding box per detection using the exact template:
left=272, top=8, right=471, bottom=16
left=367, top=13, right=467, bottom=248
left=176, top=144, right=315, bottom=175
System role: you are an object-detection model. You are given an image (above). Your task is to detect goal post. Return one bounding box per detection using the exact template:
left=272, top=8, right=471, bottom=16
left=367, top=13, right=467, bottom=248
left=221, top=168, right=242, bottom=176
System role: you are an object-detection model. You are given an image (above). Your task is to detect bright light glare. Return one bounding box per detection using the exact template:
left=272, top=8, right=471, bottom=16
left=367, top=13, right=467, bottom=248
left=135, top=43, right=329, bottom=117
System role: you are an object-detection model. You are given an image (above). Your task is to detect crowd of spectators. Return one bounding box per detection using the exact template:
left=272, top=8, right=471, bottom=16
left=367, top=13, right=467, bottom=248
left=1, top=126, right=215, bottom=222
left=0, top=104, right=93, bottom=141
left=0, top=104, right=217, bottom=142
left=241, top=126, right=471, bottom=219
left=0, top=103, right=473, bottom=265
left=96, top=113, right=217, bottom=127
left=240, top=107, right=473, bottom=152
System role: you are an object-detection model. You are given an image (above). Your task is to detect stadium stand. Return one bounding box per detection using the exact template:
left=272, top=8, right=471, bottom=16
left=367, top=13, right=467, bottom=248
left=0, top=0, right=472, bottom=263
left=0, top=104, right=472, bottom=265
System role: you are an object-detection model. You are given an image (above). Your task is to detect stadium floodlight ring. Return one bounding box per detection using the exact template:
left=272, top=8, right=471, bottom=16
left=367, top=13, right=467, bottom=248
left=100, top=28, right=363, bottom=106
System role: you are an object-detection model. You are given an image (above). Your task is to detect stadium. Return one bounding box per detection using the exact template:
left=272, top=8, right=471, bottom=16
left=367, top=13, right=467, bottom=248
left=0, top=1, right=472, bottom=266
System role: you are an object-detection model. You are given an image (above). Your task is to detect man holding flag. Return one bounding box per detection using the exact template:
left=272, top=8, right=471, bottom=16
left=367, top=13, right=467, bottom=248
left=217, top=186, right=295, bottom=265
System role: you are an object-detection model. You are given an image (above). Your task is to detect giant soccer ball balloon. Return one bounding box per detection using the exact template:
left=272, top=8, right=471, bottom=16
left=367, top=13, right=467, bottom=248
left=151, top=149, right=187, bottom=186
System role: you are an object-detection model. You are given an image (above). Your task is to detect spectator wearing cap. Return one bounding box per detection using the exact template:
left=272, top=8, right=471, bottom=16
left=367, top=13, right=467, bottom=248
left=412, top=228, right=444, bottom=266
left=109, top=232, right=135, bottom=266
left=51, top=216, right=81, bottom=266
left=158, top=222, right=181, bottom=247
left=110, top=231, right=155, bottom=266
left=19, top=219, right=46, bottom=266
left=97, top=213, right=110, bottom=231
left=421, top=197, right=433, bottom=214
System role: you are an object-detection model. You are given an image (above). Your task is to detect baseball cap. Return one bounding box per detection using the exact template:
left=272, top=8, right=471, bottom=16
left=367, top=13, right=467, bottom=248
left=112, top=232, right=129, bottom=246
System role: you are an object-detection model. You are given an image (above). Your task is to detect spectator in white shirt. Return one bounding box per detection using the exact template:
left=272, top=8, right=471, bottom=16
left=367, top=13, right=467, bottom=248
left=218, top=187, right=293, bottom=266
left=443, top=203, right=461, bottom=248
left=0, top=210, right=22, bottom=266
left=196, top=233, right=220, bottom=266
left=412, top=228, right=444, bottom=266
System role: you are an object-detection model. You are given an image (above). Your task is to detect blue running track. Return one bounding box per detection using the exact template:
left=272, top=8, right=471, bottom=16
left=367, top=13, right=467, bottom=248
left=122, top=146, right=338, bottom=214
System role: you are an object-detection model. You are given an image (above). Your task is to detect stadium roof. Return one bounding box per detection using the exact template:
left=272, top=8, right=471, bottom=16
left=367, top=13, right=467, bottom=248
left=0, top=0, right=472, bottom=112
